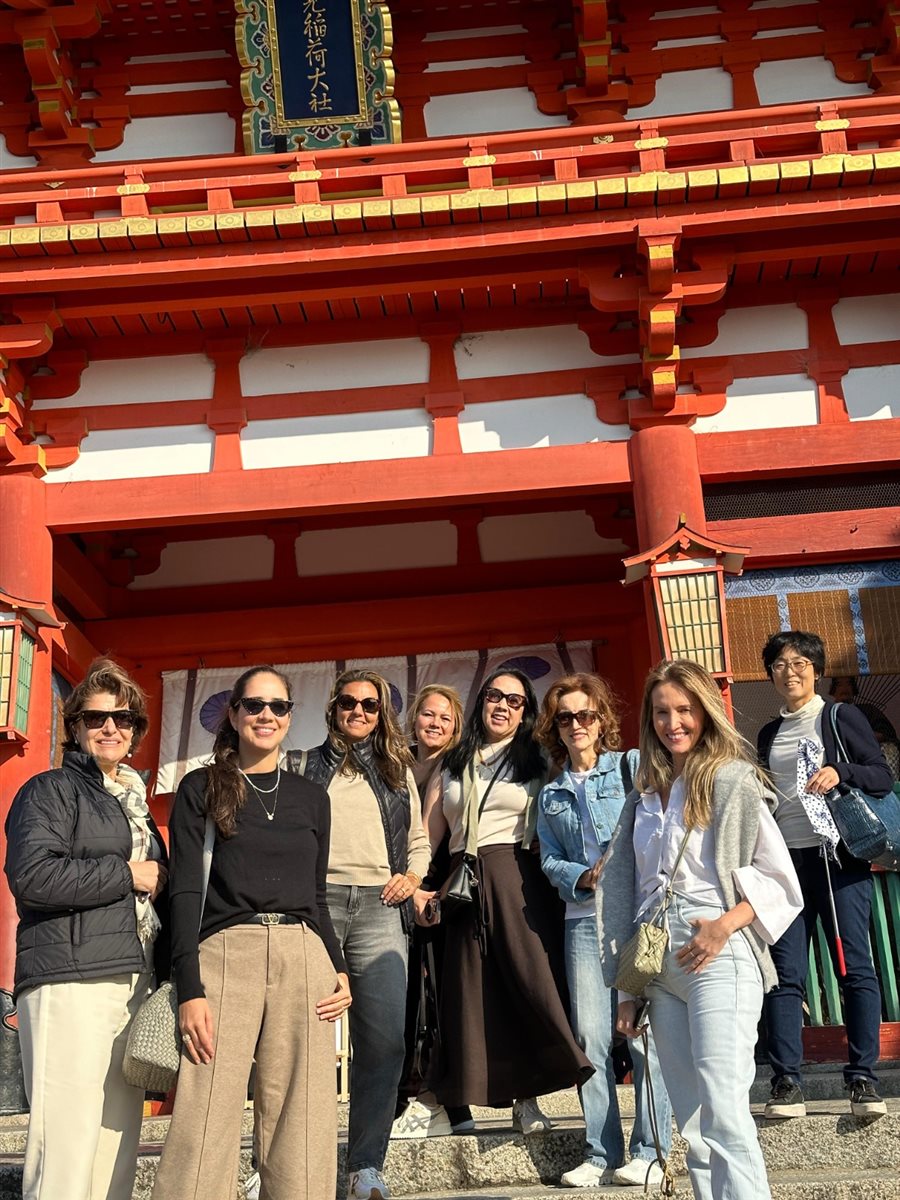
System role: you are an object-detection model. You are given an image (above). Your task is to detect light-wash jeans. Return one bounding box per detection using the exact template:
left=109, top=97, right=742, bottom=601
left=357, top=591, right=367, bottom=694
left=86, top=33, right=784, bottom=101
left=327, top=884, right=409, bottom=1173
left=566, top=915, right=672, bottom=1168
left=647, top=896, right=769, bottom=1200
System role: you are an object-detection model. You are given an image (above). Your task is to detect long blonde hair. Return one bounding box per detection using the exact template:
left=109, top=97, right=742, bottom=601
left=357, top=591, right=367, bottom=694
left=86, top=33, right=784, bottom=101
left=636, top=659, right=759, bottom=829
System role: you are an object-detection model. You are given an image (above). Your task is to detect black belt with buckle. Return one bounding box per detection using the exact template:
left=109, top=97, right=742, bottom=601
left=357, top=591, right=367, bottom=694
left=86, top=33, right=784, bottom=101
left=242, top=913, right=301, bottom=926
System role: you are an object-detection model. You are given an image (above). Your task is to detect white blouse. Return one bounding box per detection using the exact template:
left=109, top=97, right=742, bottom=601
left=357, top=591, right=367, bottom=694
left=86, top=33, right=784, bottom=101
left=633, top=776, right=803, bottom=945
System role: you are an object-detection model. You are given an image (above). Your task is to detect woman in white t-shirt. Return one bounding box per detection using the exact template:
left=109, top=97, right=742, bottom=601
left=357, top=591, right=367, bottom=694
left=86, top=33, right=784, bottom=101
left=535, top=673, right=671, bottom=1190
left=416, top=669, right=593, bottom=1135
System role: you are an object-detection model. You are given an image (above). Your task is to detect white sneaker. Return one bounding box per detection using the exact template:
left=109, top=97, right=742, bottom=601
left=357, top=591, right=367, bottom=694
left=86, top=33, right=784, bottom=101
left=390, top=1097, right=453, bottom=1139
left=244, top=1171, right=261, bottom=1200
left=561, top=1160, right=616, bottom=1188
left=512, top=1097, right=552, bottom=1134
left=451, top=1116, right=476, bottom=1133
left=347, top=1168, right=390, bottom=1199
left=613, top=1158, right=664, bottom=1188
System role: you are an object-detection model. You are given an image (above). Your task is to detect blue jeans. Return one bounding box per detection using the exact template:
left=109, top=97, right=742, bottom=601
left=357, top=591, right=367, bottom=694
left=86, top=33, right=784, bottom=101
left=566, top=916, right=671, bottom=1168
left=647, top=897, right=769, bottom=1200
left=328, top=885, right=409, bottom=1173
left=765, top=846, right=881, bottom=1086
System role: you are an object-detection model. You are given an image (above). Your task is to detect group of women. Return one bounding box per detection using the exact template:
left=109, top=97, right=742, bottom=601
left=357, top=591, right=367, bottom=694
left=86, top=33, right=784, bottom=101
left=4, top=628, right=892, bottom=1200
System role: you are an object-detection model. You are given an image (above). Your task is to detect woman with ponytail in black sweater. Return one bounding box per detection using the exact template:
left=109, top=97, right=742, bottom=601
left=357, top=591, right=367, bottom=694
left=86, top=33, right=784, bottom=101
left=153, top=666, right=350, bottom=1200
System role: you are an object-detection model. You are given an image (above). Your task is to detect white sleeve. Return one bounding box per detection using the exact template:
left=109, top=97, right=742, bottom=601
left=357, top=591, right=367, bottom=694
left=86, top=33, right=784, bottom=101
left=732, top=801, right=803, bottom=944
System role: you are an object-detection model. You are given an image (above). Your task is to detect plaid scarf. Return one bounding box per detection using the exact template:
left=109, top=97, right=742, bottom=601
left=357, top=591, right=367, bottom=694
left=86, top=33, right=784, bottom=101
left=102, top=763, right=162, bottom=953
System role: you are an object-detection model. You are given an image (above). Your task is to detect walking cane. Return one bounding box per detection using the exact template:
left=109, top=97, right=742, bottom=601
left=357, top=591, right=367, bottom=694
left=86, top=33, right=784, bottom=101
left=821, top=848, right=847, bottom=978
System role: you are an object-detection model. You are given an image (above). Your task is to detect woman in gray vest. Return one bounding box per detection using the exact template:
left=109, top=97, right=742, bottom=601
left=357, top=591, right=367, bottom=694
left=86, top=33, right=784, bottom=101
left=596, top=660, right=802, bottom=1200
left=287, top=668, right=430, bottom=1200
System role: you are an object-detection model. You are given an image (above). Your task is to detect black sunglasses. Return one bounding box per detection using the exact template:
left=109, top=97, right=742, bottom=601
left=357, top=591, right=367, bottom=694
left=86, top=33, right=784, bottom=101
left=78, top=710, right=137, bottom=731
left=234, top=697, right=294, bottom=718
left=336, top=694, right=381, bottom=714
left=483, top=686, right=527, bottom=710
left=556, top=709, right=600, bottom=729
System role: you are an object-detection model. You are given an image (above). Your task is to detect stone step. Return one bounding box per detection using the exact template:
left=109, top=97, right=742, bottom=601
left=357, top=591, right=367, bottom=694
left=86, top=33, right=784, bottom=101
left=1, top=1102, right=897, bottom=1199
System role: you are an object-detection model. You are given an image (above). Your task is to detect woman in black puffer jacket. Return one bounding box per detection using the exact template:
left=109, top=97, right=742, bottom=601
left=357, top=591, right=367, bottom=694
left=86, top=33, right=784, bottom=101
left=4, top=657, right=169, bottom=1200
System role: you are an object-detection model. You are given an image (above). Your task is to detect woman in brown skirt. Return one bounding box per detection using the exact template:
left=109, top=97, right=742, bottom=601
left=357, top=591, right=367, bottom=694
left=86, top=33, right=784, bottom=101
left=416, top=668, right=593, bottom=1132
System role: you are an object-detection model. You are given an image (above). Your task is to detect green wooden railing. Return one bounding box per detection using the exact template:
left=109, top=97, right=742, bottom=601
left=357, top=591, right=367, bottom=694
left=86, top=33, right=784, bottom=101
left=805, top=870, right=900, bottom=1026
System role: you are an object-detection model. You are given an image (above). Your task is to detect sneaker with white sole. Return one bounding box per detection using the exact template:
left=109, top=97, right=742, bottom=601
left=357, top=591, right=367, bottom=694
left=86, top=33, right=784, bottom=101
left=390, top=1097, right=453, bottom=1139
left=347, top=1168, right=390, bottom=1200
left=848, top=1077, right=887, bottom=1118
left=613, top=1158, right=664, bottom=1187
left=561, top=1160, right=617, bottom=1188
left=244, top=1170, right=260, bottom=1200
left=512, top=1097, right=552, bottom=1134
left=451, top=1116, right=476, bottom=1133
left=764, top=1078, right=806, bottom=1119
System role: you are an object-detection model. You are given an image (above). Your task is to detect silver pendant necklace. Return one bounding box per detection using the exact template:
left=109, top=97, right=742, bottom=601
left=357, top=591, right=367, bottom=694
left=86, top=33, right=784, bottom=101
left=241, top=766, right=281, bottom=821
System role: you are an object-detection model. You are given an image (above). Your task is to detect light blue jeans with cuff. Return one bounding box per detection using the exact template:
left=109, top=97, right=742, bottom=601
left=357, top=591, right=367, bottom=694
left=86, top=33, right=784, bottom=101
left=566, top=915, right=672, bottom=1169
left=646, top=896, right=769, bottom=1200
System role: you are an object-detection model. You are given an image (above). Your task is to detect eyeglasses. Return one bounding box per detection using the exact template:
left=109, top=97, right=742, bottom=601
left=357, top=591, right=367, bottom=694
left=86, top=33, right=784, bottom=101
left=771, top=658, right=812, bottom=675
left=483, top=687, right=527, bottom=710
left=78, top=710, right=137, bottom=731
left=234, top=697, right=294, bottom=718
left=336, top=694, right=381, bottom=714
left=556, top=709, right=600, bottom=729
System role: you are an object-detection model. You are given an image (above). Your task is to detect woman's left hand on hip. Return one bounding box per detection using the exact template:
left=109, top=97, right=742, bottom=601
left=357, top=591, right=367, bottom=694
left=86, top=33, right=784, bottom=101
left=316, top=973, right=352, bottom=1023
left=676, top=916, right=729, bottom=974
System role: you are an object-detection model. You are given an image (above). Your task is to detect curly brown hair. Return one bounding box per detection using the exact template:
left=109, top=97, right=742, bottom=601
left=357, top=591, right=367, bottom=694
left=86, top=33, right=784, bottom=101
left=535, top=672, right=622, bottom=768
left=62, top=658, right=150, bottom=754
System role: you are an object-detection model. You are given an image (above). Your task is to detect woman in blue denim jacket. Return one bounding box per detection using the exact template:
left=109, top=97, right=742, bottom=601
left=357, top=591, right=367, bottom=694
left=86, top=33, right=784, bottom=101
left=536, top=673, right=672, bottom=1190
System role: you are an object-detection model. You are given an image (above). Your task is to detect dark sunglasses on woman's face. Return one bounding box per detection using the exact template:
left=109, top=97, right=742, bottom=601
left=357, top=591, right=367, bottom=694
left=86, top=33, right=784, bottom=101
left=556, top=709, right=600, bottom=729
left=78, top=710, right=137, bottom=730
left=336, top=694, right=381, bottom=714
left=234, top=697, right=294, bottom=718
left=483, top=687, right=526, bottom=709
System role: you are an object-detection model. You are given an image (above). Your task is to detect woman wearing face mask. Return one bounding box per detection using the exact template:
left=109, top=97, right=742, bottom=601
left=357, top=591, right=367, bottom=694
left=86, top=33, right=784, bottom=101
left=393, top=685, right=473, bottom=1139
left=5, top=657, right=167, bottom=1200
left=286, top=669, right=430, bottom=1200
left=596, top=660, right=802, bottom=1200
left=417, top=669, right=593, bottom=1134
left=153, top=665, right=349, bottom=1200
left=536, top=673, right=671, bottom=1190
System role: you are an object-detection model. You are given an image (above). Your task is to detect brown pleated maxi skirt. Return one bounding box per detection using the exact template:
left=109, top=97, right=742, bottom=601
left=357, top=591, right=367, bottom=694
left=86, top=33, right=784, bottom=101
left=432, top=843, right=594, bottom=1108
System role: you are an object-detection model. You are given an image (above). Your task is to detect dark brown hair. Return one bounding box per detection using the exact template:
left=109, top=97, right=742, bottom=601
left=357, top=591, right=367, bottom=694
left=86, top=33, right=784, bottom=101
left=62, top=657, right=149, bottom=754
left=325, top=668, right=412, bottom=791
left=206, top=665, right=292, bottom=837
left=535, top=672, right=622, bottom=768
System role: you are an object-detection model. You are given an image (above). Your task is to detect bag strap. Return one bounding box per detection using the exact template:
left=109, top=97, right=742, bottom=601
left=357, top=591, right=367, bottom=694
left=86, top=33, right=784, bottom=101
left=619, top=752, right=634, bottom=796
left=640, top=1024, right=676, bottom=1196
left=647, top=827, right=691, bottom=927
left=462, top=748, right=511, bottom=858
left=829, top=703, right=850, bottom=765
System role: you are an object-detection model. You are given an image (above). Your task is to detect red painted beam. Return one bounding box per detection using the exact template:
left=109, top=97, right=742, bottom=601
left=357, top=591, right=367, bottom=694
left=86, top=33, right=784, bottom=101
left=709, top=508, right=900, bottom=564
left=697, top=423, right=900, bottom=482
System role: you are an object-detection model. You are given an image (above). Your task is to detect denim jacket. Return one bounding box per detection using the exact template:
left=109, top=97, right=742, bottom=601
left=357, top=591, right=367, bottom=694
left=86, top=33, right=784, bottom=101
left=537, top=749, right=640, bottom=906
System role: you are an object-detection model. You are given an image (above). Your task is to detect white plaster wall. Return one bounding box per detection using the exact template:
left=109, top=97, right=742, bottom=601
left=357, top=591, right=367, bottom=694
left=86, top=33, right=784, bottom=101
left=129, top=536, right=274, bottom=589
left=424, top=25, right=527, bottom=41
left=681, top=304, right=808, bottom=358
left=833, top=294, right=900, bottom=346
left=656, top=36, right=724, bottom=47
left=750, top=0, right=809, bottom=9
left=754, top=57, right=870, bottom=105
left=424, top=89, right=569, bottom=137
left=127, top=49, right=231, bottom=63
left=93, top=113, right=236, bottom=162
left=296, top=521, right=457, bottom=577
left=426, top=57, right=528, bottom=73
left=650, top=6, right=722, bottom=17
left=626, top=67, right=733, bottom=119
left=30, top=353, right=215, bottom=410
left=241, top=410, right=432, bottom=468
left=459, top=394, right=630, bottom=452
left=693, top=374, right=818, bottom=433
left=0, top=133, right=38, bottom=171
left=240, top=339, right=430, bottom=395
left=479, top=511, right=629, bottom=563
left=455, top=325, right=635, bottom=378
left=754, top=26, right=822, bottom=38
left=842, top=364, right=900, bottom=421
left=44, top=425, right=214, bottom=482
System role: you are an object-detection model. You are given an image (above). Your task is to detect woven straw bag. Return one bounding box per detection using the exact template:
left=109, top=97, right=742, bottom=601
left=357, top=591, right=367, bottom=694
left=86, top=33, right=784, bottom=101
left=122, top=981, right=181, bottom=1094
left=614, top=829, right=690, bottom=998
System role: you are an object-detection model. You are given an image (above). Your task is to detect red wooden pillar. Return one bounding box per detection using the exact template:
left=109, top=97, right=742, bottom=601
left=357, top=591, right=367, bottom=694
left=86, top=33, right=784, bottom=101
left=629, top=424, right=706, bottom=550
left=0, top=467, right=54, bottom=1000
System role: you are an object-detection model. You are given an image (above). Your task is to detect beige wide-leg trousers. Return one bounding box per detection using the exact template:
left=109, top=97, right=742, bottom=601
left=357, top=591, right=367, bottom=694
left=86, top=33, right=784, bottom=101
left=152, top=923, right=338, bottom=1200
left=17, top=972, right=152, bottom=1200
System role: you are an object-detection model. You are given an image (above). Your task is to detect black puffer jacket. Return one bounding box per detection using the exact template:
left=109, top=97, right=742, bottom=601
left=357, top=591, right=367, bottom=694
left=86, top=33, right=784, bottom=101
left=4, top=751, right=170, bottom=1000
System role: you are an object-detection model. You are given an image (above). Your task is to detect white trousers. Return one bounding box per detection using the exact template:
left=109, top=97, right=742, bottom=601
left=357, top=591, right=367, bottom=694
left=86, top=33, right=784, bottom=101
left=18, top=973, right=152, bottom=1200
left=646, top=897, right=769, bottom=1200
